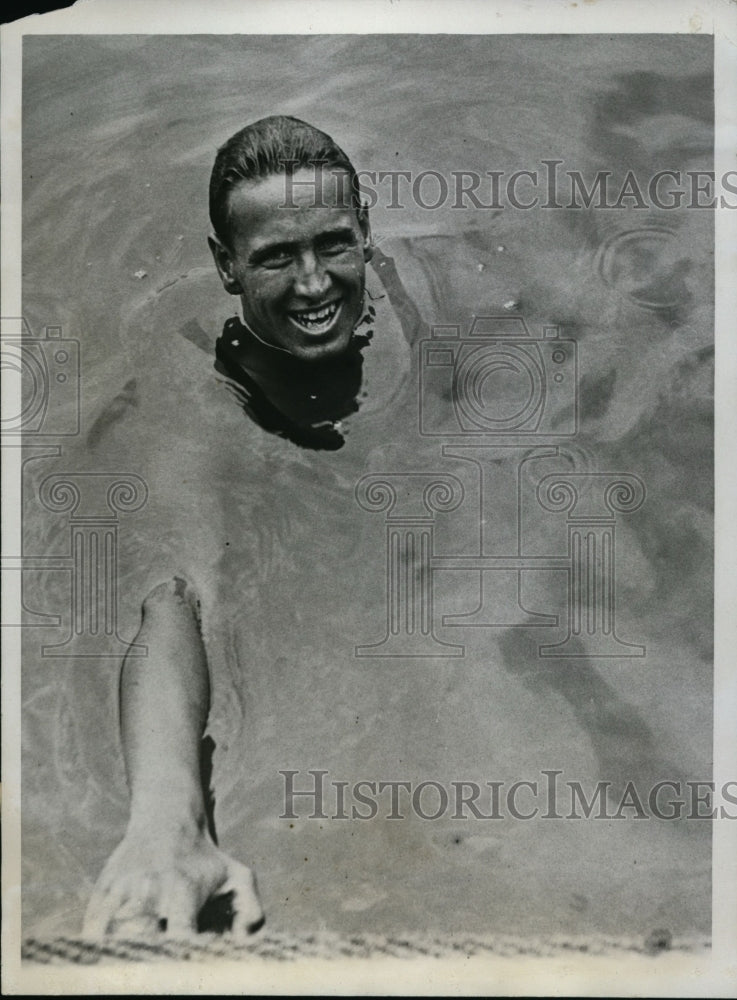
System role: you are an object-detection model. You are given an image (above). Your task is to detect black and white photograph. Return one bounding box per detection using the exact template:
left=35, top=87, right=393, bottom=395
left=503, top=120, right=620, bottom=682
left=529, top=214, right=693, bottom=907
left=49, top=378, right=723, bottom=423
left=2, top=0, right=736, bottom=994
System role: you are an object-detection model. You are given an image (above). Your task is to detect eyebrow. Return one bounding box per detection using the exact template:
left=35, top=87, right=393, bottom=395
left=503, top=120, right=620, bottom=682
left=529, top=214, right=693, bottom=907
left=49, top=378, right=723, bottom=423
left=248, top=225, right=357, bottom=264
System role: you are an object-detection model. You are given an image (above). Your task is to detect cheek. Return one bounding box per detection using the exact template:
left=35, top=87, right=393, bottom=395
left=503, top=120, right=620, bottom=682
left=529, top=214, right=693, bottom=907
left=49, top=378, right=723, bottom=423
left=248, top=276, right=290, bottom=310
left=334, top=258, right=365, bottom=290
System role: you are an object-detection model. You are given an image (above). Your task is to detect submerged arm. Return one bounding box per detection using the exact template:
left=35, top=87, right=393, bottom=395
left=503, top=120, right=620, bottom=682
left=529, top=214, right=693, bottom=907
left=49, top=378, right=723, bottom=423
left=83, top=578, right=263, bottom=938
left=121, top=577, right=210, bottom=834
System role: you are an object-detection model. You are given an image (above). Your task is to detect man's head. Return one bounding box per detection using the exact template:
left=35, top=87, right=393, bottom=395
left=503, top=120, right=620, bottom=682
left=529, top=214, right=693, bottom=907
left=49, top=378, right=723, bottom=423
left=208, top=115, right=372, bottom=362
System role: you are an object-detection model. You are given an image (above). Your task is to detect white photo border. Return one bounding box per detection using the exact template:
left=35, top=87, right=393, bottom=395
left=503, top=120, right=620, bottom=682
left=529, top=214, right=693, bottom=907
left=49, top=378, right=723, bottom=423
left=2, top=0, right=735, bottom=994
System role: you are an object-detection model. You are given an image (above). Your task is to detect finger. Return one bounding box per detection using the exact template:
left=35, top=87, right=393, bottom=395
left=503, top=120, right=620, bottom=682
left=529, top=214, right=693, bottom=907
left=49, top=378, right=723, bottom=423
left=107, top=876, right=159, bottom=938
left=158, top=875, right=199, bottom=938
left=82, top=882, right=127, bottom=939
left=221, top=860, right=264, bottom=937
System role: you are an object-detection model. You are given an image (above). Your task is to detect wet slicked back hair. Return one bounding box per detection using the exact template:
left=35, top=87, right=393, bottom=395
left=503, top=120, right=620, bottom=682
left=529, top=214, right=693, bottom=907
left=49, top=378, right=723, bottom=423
left=209, top=115, right=361, bottom=246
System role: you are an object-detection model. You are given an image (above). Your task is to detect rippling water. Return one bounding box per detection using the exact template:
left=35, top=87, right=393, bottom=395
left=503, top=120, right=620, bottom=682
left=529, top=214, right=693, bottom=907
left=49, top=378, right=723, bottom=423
left=21, top=35, right=713, bottom=939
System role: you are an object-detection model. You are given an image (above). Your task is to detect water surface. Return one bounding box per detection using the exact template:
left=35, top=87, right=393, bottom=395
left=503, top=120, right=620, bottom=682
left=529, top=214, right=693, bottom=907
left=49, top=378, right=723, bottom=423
left=21, top=34, right=713, bottom=940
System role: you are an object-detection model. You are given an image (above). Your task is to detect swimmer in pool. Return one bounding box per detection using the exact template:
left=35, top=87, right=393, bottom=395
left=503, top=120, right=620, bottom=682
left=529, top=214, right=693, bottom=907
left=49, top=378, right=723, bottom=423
left=83, top=117, right=376, bottom=938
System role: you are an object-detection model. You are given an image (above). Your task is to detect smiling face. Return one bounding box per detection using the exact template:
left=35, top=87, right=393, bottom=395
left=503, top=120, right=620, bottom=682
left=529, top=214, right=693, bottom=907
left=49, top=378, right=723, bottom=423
left=209, top=167, right=371, bottom=362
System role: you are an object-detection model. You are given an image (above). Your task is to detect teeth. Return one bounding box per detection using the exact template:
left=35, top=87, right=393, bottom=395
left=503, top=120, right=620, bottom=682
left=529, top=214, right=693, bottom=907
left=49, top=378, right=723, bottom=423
left=291, top=301, right=339, bottom=329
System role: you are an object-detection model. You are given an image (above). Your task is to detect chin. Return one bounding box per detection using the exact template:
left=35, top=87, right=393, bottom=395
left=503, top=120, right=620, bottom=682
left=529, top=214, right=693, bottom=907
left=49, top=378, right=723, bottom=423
left=295, top=330, right=354, bottom=362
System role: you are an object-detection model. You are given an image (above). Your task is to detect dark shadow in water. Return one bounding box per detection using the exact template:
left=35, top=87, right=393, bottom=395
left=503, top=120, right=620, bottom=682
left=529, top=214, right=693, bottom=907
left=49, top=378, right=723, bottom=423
left=179, top=318, right=214, bottom=354
left=373, top=242, right=431, bottom=339
left=200, top=734, right=218, bottom=845
left=558, top=68, right=712, bottom=328
left=578, top=367, right=617, bottom=423
left=215, top=308, right=375, bottom=451
left=498, top=628, right=675, bottom=801
left=594, top=71, right=713, bottom=155
left=86, top=378, right=138, bottom=449
left=196, top=890, right=265, bottom=936
left=196, top=734, right=265, bottom=934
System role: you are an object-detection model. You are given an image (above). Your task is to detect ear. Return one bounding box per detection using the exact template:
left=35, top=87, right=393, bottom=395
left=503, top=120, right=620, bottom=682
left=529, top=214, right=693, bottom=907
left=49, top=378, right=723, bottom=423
left=208, top=233, right=243, bottom=295
left=357, top=203, right=373, bottom=262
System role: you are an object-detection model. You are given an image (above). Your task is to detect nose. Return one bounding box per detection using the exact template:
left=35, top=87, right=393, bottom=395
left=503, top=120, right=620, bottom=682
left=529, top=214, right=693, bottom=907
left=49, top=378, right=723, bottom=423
left=293, top=251, right=331, bottom=300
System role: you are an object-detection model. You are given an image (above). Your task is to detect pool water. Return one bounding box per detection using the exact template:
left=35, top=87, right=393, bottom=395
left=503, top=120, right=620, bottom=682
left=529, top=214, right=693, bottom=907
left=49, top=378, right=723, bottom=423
left=21, top=34, right=713, bottom=940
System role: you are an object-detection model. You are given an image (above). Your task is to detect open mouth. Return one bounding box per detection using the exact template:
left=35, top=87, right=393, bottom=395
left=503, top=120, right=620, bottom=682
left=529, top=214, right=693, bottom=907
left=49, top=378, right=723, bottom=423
left=288, top=300, right=342, bottom=336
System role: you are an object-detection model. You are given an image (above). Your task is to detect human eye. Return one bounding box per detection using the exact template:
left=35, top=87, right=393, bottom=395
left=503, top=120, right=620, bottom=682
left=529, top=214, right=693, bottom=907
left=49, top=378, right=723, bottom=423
left=318, top=231, right=357, bottom=255
left=254, top=246, right=293, bottom=269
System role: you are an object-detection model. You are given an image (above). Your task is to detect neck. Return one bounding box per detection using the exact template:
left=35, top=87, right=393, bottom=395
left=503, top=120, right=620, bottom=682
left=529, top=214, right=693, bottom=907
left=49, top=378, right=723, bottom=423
left=214, top=308, right=375, bottom=450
